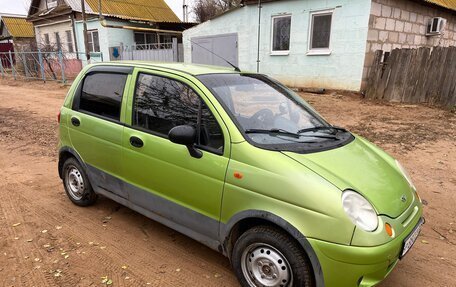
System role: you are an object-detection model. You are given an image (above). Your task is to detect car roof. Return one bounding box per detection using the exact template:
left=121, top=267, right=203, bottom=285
left=92, top=61, right=241, bottom=76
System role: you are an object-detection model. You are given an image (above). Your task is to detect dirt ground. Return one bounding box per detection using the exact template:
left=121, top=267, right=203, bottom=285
left=0, top=78, right=455, bottom=287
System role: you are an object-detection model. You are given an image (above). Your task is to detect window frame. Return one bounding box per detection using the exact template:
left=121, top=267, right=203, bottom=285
left=55, top=31, right=61, bottom=51
left=131, top=71, right=225, bottom=156
left=87, top=29, right=100, bottom=53
left=307, top=9, right=334, bottom=56
left=270, top=14, right=292, bottom=56
left=73, top=71, right=129, bottom=124
left=66, top=30, right=74, bottom=53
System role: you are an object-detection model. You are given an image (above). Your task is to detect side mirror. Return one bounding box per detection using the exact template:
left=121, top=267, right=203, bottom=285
left=168, top=125, right=203, bottom=159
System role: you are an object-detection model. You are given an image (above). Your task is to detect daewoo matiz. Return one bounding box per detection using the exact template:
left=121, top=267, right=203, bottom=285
left=58, top=62, right=424, bottom=287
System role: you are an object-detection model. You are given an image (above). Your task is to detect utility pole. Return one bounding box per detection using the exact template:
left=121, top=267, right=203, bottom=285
left=183, top=0, right=188, bottom=22
left=98, top=0, right=103, bottom=19
left=81, top=0, right=90, bottom=61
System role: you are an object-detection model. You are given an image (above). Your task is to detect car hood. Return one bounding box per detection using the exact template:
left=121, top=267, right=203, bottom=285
left=282, top=136, right=414, bottom=218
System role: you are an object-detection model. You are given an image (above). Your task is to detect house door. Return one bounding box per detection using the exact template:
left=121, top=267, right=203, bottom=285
left=191, top=33, right=238, bottom=67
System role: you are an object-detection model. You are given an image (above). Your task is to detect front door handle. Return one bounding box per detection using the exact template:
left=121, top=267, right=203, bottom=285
left=130, top=136, right=144, bottom=148
left=71, top=117, right=80, bottom=127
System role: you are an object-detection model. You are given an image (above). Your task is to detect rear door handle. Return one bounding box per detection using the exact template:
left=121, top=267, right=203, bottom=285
left=71, top=117, right=80, bottom=127
left=130, top=136, right=144, bottom=148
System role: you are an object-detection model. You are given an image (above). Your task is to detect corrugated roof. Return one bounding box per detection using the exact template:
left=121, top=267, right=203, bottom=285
left=1, top=16, right=35, bottom=38
left=84, top=0, right=180, bottom=23
left=424, top=0, right=456, bottom=11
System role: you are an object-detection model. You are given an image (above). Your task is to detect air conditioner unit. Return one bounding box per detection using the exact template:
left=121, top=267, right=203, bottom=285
left=427, top=17, right=446, bottom=35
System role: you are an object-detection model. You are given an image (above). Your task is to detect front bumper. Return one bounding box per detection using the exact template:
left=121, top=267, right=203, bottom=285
left=309, top=214, right=423, bottom=287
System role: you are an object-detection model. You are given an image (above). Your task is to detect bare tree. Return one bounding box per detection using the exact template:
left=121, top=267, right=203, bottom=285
left=193, top=0, right=242, bottom=23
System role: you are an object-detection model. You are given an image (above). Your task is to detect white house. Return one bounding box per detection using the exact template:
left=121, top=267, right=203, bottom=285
left=183, top=0, right=456, bottom=91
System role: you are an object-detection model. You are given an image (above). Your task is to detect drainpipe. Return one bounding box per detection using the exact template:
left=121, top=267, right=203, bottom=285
left=256, top=0, right=262, bottom=73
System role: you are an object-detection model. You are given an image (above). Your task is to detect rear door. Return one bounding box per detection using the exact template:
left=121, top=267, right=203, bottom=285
left=120, top=69, right=230, bottom=241
left=68, top=66, right=132, bottom=198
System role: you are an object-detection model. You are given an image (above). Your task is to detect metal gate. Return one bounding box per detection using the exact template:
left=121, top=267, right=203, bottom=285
left=191, top=33, right=238, bottom=67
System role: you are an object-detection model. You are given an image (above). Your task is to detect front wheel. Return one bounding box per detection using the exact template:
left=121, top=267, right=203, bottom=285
left=232, top=226, right=314, bottom=287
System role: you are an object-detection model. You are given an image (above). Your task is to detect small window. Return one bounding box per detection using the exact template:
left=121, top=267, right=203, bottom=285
left=55, top=32, right=61, bottom=51
left=87, top=30, right=100, bottom=53
left=43, top=33, right=50, bottom=47
left=133, top=73, right=224, bottom=152
left=79, top=73, right=127, bottom=121
left=47, top=0, right=58, bottom=8
left=309, top=10, right=333, bottom=55
left=66, top=30, right=74, bottom=53
left=271, top=15, right=291, bottom=55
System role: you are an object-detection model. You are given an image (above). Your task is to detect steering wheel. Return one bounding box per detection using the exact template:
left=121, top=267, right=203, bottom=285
left=249, top=109, right=275, bottom=129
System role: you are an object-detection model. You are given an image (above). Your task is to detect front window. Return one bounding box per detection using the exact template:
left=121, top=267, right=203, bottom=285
left=198, top=73, right=353, bottom=152
left=271, top=15, right=291, bottom=55
left=309, top=10, right=333, bottom=55
left=87, top=30, right=100, bottom=53
left=133, top=73, right=224, bottom=153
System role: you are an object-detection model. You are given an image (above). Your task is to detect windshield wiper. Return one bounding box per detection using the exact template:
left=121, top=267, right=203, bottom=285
left=245, top=128, right=338, bottom=139
left=297, top=126, right=347, bottom=135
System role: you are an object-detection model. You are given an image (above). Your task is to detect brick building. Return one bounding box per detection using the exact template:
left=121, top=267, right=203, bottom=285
left=363, top=0, right=456, bottom=88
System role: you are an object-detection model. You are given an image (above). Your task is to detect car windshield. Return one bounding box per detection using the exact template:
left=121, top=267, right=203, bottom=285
left=198, top=73, right=334, bottom=146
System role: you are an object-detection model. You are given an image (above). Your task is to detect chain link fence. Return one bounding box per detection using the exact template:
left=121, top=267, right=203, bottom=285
left=0, top=51, right=103, bottom=83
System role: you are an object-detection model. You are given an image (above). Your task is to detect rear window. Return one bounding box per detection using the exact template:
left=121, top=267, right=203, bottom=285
left=79, top=73, right=127, bottom=121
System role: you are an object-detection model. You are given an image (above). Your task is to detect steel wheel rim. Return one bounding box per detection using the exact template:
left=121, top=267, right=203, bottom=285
left=65, top=165, right=85, bottom=201
left=241, top=243, right=293, bottom=287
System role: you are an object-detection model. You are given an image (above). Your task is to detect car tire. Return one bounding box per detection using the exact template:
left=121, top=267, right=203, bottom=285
left=62, top=157, right=97, bottom=207
left=232, top=225, right=314, bottom=287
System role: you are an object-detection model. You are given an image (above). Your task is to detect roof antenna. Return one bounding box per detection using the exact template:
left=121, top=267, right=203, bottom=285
left=189, top=39, right=241, bottom=72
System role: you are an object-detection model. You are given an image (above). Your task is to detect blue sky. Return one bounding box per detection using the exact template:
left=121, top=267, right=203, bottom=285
left=0, top=0, right=195, bottom=20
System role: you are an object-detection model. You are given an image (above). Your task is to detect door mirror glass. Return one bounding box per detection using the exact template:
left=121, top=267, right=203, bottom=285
left=168, top=125, right=202, bottom=158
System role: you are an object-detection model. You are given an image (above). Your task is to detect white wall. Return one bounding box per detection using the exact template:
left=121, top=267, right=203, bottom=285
left=34, top=19, right=76, bottom=53
left=183, top=0, right=372, bottom=91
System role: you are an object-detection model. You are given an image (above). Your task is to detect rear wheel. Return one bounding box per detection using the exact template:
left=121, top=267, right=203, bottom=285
left=232, top=226, right=314, bottom=287
left=62, top=157, right=97, bottom=206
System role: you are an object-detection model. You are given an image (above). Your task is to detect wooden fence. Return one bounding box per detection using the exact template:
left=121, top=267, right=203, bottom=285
left=365, top=47, right=456, bottom=108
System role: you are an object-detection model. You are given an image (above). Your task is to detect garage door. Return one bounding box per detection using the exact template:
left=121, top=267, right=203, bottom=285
left=191, top=33, right=238, bottom=68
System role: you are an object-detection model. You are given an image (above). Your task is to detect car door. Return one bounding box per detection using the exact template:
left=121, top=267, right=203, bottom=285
left=121, top=69, right=230, bottom=242
left=68, top=67, right=132, bottom=198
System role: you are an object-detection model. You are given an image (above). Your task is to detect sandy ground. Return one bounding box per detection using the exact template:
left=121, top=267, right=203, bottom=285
left=0, top=78, right=455, bottom=287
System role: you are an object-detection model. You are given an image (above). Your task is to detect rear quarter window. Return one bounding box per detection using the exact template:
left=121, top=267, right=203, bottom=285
left=78, top=73, right=127, bottom=121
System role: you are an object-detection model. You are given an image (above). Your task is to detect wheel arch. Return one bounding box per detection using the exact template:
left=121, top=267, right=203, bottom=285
left=221, top=210, right=325, bottom=287
left=58, top=147, right=86, bottom=179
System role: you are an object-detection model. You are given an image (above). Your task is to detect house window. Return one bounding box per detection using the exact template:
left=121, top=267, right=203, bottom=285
left=308, top=10, right=333, bottom=55
left=66, top=30, right=74, bottom=53
left=87, top=30, right=100, bottom=53
left=47, top=0, right=58, bottom=8
left=134, top=32, right=160, bottom=49
left=55, top=32, right=61, bottom=51
left=43, top=33, right=50, bottom=47
left=271, top=15, right=291, bottom=55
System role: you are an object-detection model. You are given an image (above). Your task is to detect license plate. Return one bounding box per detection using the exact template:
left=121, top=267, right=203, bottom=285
left=400, top=218, right=424, bottom=258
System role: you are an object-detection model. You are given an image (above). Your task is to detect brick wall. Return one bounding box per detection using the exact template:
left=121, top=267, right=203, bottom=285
left=362, top=0, right=456, bottom=90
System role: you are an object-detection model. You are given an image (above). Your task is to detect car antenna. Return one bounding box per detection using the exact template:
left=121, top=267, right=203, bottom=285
left=189, top=39, right=241, bottom=72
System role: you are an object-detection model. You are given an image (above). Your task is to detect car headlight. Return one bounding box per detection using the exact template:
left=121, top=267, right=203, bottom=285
left=395, top=160, right=416, bottom=191
left=342, top=190, right=378, bottom=232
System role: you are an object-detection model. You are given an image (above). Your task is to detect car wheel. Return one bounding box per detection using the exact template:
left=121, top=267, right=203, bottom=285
left=232, top=225, right=314, bottom=287
left=62, top=157, right=97, bottom=207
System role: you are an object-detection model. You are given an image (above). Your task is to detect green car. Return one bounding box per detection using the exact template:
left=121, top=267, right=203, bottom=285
left=58, top=62, right=423, bottom=287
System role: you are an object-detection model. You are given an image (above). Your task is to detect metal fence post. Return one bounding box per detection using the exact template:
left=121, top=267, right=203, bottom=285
left=38, top=49, right=46, bottom=82
left=0, top=57, right=4, bottom=78
left=58, top=50, right=66, bottom=84
left=172, top=37, right=178, bottom=62
left=21, top=50, right=30, bottom=79
left=9, top=50, right=16, bottom=80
